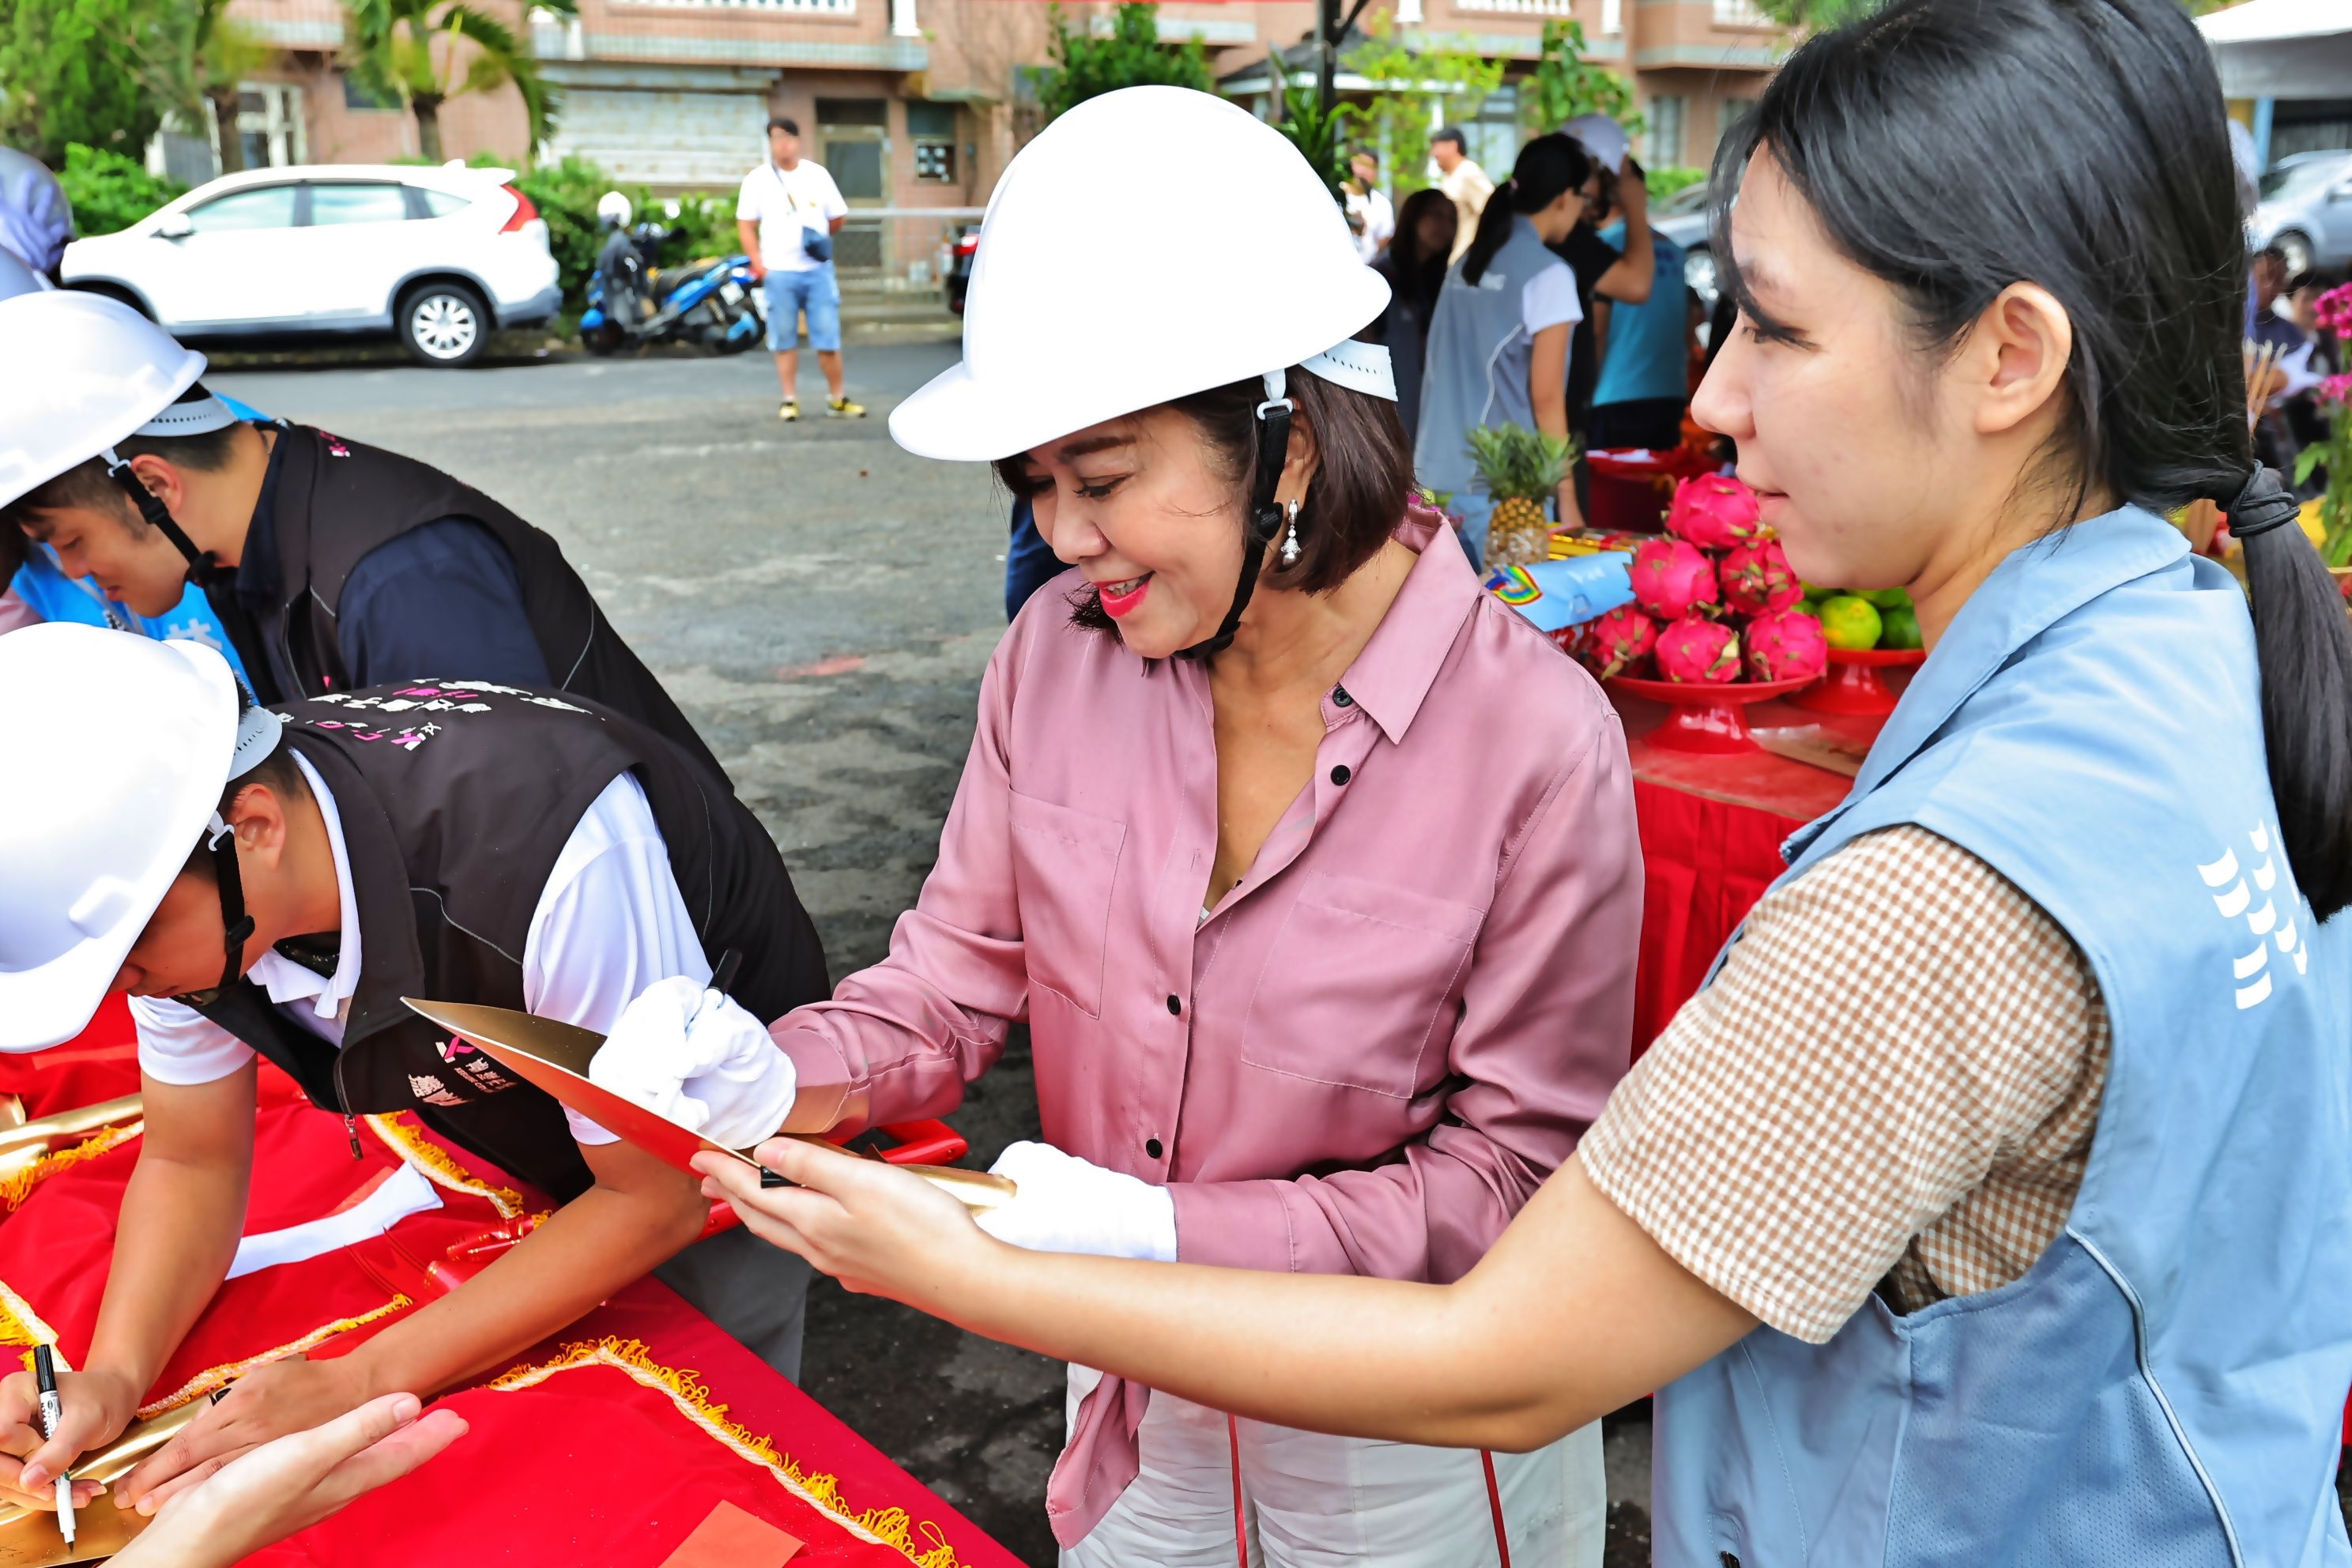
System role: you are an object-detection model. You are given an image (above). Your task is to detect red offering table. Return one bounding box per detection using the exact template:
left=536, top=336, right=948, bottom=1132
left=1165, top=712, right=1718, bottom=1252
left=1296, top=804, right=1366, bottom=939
left=1610, top=684, right=1865, bottom=1060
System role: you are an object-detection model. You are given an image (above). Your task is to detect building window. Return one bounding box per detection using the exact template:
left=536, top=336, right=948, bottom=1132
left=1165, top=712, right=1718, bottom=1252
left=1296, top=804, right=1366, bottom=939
left=910, top=100, right=956, bottom=183
left=1646, top=95, right=1686, bottom=167
left=1713, top=0, right=1768, bottom=22
left=1717, top=96, right=1755, bottom=147
left=1450, top=0, right=1576, bottom=11
left=1601, top=0, right=1622, bottom=32
left=341, top=72, right=399, bottom=111
left=233, top=83, right=305, bottom=170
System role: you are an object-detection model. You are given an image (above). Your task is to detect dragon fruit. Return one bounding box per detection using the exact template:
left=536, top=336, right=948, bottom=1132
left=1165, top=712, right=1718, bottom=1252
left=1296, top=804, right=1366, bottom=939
left=1718, top=537, right=1802, bottom=616
left=1654, top=616, right=1743, bottom=684
left=1743, top=607, right=1830, bottom=683
left=1666, top=475, right=1766, bottom=551
left=1578, top=605, right=1659, bottom=679
left=1629, top=537, right=1721, bottom=621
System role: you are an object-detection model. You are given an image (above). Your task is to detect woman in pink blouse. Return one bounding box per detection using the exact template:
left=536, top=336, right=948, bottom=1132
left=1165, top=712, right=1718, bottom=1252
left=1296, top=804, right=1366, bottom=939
left=601, top=88, right=1641, bottom=1563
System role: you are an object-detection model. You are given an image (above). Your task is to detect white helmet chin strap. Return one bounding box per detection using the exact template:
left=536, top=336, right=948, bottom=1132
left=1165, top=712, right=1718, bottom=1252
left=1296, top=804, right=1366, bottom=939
left=1173, top=341, right=1397, bottom=662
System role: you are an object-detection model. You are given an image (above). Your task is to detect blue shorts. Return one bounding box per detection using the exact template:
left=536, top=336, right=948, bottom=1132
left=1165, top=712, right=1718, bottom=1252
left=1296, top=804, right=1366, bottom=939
left=763, top=264, right=841, bottom=352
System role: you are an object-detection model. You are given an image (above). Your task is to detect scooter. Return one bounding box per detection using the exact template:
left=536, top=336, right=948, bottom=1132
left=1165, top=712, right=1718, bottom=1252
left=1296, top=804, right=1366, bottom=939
left=580, top=223, right=764, bottom=356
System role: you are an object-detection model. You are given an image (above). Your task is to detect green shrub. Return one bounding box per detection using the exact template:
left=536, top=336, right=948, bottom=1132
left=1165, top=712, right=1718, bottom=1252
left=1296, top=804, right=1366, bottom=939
left=57, top=143, right=185, bottom=238
left=509, top=154, right=744, bottom=311
left=1647, top=165, right=1708, bottom=200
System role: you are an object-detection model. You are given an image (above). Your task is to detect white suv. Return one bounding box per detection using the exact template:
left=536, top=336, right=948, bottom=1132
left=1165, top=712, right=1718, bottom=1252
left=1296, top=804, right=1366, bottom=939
left=62, top=164, right=562, bottom=368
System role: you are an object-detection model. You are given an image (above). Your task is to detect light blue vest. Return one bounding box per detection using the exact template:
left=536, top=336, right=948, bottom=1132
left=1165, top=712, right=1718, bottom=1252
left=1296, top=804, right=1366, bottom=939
left=1415, top=214, right=1565, bottom=500
left=1655, top=507, right=2352, bottom=1565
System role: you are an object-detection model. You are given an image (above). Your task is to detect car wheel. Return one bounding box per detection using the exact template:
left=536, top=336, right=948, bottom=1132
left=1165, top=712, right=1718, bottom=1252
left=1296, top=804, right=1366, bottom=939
left=2274, top=232, right=2315, bottom=280
left=399, top=281, right=489, bottom=368
left=1684, top=246, right=1720, bottom=308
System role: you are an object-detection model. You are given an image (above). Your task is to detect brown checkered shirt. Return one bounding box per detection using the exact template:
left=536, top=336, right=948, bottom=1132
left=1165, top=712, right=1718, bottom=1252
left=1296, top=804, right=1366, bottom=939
left=1580, top=825, right=2112, bottom=1343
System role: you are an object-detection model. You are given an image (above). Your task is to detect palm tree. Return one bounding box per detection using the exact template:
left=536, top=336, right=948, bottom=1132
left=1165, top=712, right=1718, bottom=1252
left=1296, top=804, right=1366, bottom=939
left=344, top=0, right=576, bottom=164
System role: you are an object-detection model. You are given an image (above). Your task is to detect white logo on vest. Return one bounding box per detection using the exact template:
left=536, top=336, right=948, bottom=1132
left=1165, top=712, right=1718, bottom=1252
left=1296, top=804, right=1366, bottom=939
left=406, top=1072, right=470, bottom=1108
left=2198, top=825, right=2308, bottom=1011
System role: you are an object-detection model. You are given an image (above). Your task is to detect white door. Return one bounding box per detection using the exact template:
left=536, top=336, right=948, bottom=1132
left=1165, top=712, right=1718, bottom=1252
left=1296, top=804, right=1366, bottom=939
left=145, top=182, right=302, bottom=329
left=300, top=180, right=420, bottom=322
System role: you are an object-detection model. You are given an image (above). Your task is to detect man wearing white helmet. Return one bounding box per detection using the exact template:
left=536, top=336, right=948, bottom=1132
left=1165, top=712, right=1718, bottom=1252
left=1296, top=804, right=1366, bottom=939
left=0, top=290, right=730, bottom=780
left=603, top=85, right=1641, bottom=1564
left=0, top=623, right=827, bottom=1518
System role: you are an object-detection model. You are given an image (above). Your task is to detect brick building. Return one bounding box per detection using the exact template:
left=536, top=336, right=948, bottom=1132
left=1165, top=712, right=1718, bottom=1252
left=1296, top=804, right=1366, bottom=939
left=182, top=0, right=1789, bottom=284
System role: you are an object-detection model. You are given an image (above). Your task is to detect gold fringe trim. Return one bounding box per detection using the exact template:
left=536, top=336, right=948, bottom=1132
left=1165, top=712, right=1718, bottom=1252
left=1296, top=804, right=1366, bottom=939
left=0, top=1281, right=66, bottom=1374
left=136, top=1295, right=415, bottom=1418
left=0, top=1122, right=143, bottom=1212
left=487, top=1337, right=971, bottom=1568
left=363, top=1112, right=530, bottom=1219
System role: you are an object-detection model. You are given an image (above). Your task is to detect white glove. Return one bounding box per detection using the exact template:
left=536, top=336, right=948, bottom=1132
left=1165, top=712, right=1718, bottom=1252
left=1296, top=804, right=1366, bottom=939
left=589, top=975, right=796, bottom=1151
left=975, top=1142, right=1178, bottom=1262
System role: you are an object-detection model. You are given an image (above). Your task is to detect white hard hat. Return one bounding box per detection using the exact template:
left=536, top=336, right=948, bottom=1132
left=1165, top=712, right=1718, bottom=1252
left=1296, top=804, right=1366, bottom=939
left=597, top=190, right=634, bottom=228
left=890, top=86, right=1394, bottom=464
left=0, top=624, right=274, bottom=1050
left=0, top=290, right=215, bottom=512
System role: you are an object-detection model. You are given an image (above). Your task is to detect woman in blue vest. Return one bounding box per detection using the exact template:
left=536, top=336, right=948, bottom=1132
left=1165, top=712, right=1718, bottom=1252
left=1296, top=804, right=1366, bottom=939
left=702, top=0, right=2352, bottom=1560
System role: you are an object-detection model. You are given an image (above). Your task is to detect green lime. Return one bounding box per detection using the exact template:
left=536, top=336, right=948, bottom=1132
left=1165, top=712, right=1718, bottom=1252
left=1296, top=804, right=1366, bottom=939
left=1860, top=587, right=1913, bottom=612
left=1800, top=581, right=1838, bottom=601
left=1817, top=595, right=1884, bottom=651
left=1880, top=605, right=1923, bottom=650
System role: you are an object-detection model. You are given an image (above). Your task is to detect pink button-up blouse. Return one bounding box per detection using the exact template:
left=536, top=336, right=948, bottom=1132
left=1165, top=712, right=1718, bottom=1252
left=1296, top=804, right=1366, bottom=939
left=771, top=512, right=1641, bottom=1540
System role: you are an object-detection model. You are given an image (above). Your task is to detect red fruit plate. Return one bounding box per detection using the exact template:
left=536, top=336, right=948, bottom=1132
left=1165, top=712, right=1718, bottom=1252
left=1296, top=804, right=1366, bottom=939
left=1788, top=646, right=1927, bottom=718
left=1607, top=673, right=1818, bottom=755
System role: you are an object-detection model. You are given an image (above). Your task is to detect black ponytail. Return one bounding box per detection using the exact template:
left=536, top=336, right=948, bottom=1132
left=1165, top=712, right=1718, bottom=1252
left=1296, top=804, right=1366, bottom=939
left=1461, top=134, right=1590, bottom=288
left=2233, top=473, right=2352, bottom=918
left=1712, top=0, right=2352, bottom=918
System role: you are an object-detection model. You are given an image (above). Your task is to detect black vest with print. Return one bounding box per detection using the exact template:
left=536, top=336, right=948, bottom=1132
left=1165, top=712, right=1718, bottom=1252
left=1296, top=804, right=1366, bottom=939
left=247, top=424, right=728, bottom=782
left=189, top=682, right=829, bottom=1200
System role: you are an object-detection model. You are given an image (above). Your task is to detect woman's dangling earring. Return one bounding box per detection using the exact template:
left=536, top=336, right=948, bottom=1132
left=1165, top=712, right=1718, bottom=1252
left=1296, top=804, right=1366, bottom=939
left=1280, top=498, right=1302, bottom=567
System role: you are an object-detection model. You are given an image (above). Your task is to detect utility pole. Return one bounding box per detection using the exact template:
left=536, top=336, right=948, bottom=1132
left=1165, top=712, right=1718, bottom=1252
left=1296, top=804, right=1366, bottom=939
left=1317, top=0, right=1378, bottom=115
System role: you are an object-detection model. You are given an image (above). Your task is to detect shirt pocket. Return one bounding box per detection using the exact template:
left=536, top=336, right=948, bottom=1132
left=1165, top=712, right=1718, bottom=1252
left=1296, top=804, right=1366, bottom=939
left=1005, top=790, right=1128, bottom=1020
left=1241, top=869, right=1485, bottom=1098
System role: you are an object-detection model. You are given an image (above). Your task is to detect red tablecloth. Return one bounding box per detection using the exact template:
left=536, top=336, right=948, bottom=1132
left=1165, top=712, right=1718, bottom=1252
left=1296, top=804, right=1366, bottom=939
left=1613, top=689, right=1856, bottom=1058
left=0, top=997, right=1027, bottom=1568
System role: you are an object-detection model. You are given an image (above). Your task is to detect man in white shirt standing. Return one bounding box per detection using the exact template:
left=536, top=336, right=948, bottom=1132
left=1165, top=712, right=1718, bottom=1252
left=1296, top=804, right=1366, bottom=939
left=1432, top=127, right=1494, bottom=266
left=1344, top=149, right=1393, bottom=265
left=735, top=116, right=863, bottom=421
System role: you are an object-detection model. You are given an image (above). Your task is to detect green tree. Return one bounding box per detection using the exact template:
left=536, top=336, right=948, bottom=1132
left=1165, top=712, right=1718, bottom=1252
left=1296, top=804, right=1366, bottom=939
left=1344, top=10, right=1502, bottom=198
left=345, top=0, right=576, bottom=162
left=0, top=0, right=179, bottom=164
left=1035, top=2, right=1212, bottom=124
left=1519, top=18, right=1640, bottom=138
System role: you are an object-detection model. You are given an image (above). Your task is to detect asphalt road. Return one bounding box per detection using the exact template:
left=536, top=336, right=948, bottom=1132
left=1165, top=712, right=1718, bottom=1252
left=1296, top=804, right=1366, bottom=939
left=208, top=340, right=2343, bottom=1565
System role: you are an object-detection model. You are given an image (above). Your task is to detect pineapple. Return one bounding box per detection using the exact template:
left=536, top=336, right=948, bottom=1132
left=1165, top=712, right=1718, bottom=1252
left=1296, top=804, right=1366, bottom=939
left=1466, top=425, right=1575, bottom=568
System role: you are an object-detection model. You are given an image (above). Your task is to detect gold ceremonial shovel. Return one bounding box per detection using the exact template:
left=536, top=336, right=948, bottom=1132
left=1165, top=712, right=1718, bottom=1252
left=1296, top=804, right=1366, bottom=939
left=398, top=1000, right=1014, bottom=1211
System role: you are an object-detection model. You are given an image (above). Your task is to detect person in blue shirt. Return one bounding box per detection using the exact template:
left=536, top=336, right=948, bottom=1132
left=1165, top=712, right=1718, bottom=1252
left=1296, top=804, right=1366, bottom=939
left=1588, top=205, right=1694, bottom=453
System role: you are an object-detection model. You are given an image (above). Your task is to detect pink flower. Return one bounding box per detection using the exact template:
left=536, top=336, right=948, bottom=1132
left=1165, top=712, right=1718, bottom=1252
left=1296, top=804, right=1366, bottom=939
left=2317, top=373, right=2352, bottom=411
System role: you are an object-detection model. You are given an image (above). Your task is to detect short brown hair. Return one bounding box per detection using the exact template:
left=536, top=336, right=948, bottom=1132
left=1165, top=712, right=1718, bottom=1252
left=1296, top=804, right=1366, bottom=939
left=995, top=356, right=1413, bottom=635
left=0, top=422, right=244, bottom=538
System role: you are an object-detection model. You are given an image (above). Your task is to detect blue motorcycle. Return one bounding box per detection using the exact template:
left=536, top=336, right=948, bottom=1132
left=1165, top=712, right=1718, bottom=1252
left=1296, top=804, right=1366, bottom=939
left=581, top=221, right=763, bottom=356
